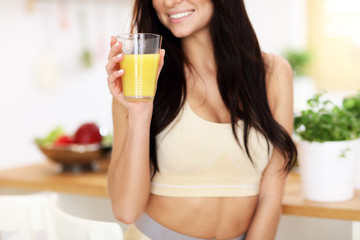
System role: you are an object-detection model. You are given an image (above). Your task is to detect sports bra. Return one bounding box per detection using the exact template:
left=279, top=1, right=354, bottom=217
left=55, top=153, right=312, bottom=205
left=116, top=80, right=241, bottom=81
left=150, top=101, right=273, bottom=197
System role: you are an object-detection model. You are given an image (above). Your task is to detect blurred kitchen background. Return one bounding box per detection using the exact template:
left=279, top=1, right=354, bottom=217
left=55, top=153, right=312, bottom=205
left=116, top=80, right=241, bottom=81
left=0, top=0, right=359, bottom=170
left=1, top=1, right=360, bottom=239
left=0, top=0, right=133, bottom=169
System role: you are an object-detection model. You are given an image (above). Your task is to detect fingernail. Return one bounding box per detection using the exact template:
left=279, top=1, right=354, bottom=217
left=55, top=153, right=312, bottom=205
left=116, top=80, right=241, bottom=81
left=117, top=53, right=123, bottom=58
left=118, top=69, right=124, bottom=74
left=114, top=41, right=119, bottom=46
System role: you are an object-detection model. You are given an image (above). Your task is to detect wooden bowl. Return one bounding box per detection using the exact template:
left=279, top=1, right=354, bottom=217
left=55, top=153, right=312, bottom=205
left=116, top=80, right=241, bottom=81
left=37, top=143, right=111, bottom=172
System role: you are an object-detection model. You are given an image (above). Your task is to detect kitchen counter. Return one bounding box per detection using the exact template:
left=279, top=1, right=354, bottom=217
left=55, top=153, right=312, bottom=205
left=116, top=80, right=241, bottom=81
left=1, top=162, right=360, bottom=222
left=0, top=162, right=109, bottom=197
left=283, top=172, right=360, bottom=221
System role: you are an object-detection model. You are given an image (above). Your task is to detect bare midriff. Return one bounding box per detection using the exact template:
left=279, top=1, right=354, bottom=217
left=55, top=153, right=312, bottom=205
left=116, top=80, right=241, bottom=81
left=145, top=194, right=258, bottom=239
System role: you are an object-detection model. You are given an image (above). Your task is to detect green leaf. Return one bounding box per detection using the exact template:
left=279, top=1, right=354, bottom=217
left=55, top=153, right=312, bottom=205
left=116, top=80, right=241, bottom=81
left=35, top=126, right=64, bottom=146
left=101, top=133, right=113, bottom=146
left=294, top=92, right=360, bottom=142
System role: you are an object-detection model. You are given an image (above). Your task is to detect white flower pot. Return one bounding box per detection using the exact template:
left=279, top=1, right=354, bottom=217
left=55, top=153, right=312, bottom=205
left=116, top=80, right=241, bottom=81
left=354, top=139, right=360, bottom=190
left=298, top=140, right=356, bottom=202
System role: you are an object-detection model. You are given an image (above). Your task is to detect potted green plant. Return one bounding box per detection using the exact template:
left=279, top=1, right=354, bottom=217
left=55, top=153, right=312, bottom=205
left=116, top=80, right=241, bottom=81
left=343, top=92, right=360, bottom=190
left=284, top=49, right=311, bottom=77
left=343, top=92, right=360, bottom=119
left=294, top=92, right=360, bottom=202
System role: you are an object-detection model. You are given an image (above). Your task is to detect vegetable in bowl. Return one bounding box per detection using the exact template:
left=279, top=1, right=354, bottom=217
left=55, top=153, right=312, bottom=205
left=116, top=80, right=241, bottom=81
left=35, top=123, right=113, bottom=172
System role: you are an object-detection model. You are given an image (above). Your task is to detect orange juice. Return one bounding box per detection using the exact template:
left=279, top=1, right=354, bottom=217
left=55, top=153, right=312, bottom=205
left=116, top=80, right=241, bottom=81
left=120, top=54, right=160, bottom=101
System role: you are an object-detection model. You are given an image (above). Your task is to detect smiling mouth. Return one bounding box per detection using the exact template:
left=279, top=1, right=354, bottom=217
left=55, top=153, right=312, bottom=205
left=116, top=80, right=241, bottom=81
left=169, top=10, right=194, bottom=19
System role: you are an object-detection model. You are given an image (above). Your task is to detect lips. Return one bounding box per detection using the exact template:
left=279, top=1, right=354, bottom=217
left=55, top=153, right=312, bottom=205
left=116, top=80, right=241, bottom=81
left=168, top=10, right=194, bottom=23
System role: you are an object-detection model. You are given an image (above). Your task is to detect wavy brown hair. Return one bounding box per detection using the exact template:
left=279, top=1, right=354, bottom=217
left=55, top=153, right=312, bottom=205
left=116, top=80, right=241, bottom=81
left=131, top=0, right=297, bottom=174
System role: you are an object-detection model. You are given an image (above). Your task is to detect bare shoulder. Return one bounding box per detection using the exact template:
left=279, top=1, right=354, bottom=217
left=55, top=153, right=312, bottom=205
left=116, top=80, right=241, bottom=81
left=263, top=52, right=293, bottom=87
left=262, top=52, right=293, bottom=114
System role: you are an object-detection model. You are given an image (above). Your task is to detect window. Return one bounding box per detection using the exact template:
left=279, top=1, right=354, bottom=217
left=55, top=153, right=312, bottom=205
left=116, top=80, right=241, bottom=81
left=307, top=0, right=360, bottom=90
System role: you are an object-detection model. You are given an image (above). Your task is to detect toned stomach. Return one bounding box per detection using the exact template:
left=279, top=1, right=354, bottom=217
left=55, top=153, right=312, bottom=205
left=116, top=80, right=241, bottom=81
left=145, top=194, right=258, bottom=239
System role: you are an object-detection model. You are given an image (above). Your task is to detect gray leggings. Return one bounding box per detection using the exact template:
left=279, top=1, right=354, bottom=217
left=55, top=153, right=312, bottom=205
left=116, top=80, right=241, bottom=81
left=135, top=213, right=246, bottom=240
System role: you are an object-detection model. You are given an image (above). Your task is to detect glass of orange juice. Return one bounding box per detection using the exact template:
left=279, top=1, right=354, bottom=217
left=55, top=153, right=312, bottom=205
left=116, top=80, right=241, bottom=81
left=117, top=33, right=162, bottom=101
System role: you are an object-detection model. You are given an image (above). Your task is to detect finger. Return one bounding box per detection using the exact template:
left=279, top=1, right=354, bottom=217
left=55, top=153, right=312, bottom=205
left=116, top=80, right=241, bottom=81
left=107, top=69, right=124, bottom=86
left=110, top=36, right=117, bottom=47
left=105, top=53, right=124, bottom=75
left=108, top=39, right=123, bottom=61
left=157, top=49, right=166, bottom=78
left=107, top=69, right=125, bottom=95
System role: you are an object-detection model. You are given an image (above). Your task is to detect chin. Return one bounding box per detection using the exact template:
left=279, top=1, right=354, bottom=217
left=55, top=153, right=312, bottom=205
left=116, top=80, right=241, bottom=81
left=169, top=28, right=192, bottom=39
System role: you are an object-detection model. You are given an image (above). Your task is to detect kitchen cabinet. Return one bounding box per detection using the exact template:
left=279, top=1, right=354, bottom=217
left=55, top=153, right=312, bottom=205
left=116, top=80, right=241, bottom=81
left=0, top=162, right=359, bottom=239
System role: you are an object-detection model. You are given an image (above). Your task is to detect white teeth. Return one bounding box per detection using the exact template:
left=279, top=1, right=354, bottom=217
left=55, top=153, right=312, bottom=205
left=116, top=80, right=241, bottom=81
left=169, top=11, right=193, bottom=19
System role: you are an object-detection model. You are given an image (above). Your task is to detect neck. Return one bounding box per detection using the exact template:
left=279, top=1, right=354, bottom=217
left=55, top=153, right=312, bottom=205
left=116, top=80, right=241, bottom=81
left=181, top=30, right=216, bottom=75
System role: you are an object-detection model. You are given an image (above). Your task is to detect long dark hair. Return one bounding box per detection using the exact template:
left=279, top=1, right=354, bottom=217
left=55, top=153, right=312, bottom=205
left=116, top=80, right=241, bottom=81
left=131, top=0, right=297, bottom=174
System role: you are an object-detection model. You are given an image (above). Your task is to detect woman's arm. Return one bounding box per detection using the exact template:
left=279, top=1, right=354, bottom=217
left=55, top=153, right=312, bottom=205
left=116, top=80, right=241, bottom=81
left=105, top=36, right=165, bottom=224
left=245, top=54, right=294, bottom=240
left=107, top=98, right=153, bottom=224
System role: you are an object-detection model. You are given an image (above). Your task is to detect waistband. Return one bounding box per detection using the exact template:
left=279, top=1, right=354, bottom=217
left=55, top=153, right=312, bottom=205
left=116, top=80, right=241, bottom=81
left=135, top=213, right=246, bottom=240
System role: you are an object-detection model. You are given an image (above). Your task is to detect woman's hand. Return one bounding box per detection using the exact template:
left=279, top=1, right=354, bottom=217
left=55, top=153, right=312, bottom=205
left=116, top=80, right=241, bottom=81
left=105, top=36, right=165, bottom=112
left=105, top=36, right=125, bottom=103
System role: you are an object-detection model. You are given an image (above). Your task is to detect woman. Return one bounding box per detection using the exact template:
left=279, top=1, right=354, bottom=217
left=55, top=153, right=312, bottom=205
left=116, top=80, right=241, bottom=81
left=105, top=0, right=297, bottom=239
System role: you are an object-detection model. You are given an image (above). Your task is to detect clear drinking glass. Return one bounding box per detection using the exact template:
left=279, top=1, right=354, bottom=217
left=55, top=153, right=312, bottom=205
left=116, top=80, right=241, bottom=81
left=117, top=33, right=163, bottom=101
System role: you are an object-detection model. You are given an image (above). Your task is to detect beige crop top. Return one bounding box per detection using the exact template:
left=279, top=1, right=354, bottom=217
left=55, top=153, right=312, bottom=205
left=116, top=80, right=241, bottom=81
left=150, top=101, right=273, bottom=197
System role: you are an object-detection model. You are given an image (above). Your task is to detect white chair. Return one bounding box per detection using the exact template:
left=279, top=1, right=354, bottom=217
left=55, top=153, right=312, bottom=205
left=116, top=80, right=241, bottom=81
left=48, top=193, right=123, bottom=240
left=0, top=192, right=52, bottom=240
left=0, top=192, right=123, bottom=240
